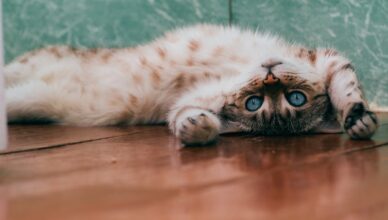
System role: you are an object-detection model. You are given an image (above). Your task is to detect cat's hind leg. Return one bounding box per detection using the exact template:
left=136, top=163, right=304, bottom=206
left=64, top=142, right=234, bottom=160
left=6, top=81, right=66, bottom=123
left=6, top=80, right=130, bottom=126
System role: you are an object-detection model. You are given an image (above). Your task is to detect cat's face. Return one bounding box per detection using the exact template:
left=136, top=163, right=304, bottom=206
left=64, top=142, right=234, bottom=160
left=222, top=59, right=331, bottom=135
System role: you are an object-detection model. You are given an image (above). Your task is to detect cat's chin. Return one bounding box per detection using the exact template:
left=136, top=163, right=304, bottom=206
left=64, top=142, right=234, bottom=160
left=220, top=121, right=244, bottom=134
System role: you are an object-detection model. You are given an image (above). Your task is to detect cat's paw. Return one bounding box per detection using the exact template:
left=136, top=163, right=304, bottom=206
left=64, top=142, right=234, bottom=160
left=344, top=103, right=378, bottom=139
left=175, top=109, right=221, bottom=146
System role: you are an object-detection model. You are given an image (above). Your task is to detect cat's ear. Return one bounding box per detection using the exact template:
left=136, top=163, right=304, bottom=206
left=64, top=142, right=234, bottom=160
left=310, top=119, right=342, bottom=134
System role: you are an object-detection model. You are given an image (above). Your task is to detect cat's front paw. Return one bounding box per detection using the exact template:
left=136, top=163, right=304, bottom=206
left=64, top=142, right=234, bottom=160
left=344, top=103, right=378, bottom=139
left=175, top=109, right=221, bottom=146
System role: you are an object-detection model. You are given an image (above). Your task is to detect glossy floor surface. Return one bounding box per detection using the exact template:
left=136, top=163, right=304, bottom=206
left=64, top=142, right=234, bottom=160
left=1, top=113, right=388, bottom=220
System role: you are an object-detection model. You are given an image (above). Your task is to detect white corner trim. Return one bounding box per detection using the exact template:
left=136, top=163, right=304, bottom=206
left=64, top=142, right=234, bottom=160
left=0, top=0, right=8, bottom=150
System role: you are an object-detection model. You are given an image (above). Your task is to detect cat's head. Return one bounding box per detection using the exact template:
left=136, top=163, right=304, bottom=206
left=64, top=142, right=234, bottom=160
left=222, top=59, right=332, bottom=135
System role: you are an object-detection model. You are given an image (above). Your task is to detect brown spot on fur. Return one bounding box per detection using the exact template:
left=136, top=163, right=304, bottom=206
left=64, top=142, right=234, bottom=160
left=70, top=48, right=92, bottom=59
left=140, top=57, right=148, bottom=66
left=174, top=74, right=186, bottom=90
left=188, top=40, right=200, bottom=52
left=295, top=48, right=316, bottom=64
left=345, top=81, right=356, bottom=90
left=341, top=63, right=355, bottom=72
left=347, top=92, right=352, bottom=97
left=42, top=74, right=55, bottom=84
left=19, top=57, right=29, bottom=64
left=308, top=50, right=316, bottom=64
left=89, top=48, right=99, bottom=54
left=200, top=61, right=209, bottom=65
left=68, top=47, right=77, bottom=53
left=132, top=74, right=143, bottom=84
left=48, top=47, right=62, bottom=58
left=129, top=95, right=138, bottom=106
left=284, top=74, right=297, bottom=81
left=296, top=48, right=308, bottom=58
left=186, top=58, right=194, bottom=66
left=151, top=70, right=161, bottom=86
left=101, top=51, right=113, bottom=62
left=189, top=75, right=197, bottom=83
left=156, top=47, right=166, bottom=59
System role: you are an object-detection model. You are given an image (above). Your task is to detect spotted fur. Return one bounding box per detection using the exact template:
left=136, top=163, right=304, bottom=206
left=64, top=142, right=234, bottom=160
left=5, top=24, right=378, bottom=145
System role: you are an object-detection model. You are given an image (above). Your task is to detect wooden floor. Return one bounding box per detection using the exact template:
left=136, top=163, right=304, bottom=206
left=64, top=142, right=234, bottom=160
left=1, top=113, right=388, bottom=220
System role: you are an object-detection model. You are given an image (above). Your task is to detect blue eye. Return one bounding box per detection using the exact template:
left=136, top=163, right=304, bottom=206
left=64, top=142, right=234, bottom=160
left=287, top=91, right=307, bottom=107
left=245, top=96, right=263, bottom=112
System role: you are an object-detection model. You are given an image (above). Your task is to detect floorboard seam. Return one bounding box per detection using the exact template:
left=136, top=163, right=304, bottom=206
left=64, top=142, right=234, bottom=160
left=0, top=132, right=141, bottom=155
left=342, top=142, right=388, bottom=155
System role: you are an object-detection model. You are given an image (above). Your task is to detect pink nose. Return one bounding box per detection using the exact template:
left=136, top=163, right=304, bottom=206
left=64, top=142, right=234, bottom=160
left=263, top=72, right=279, bottom=85
left=262, top=60, right=282, bottom=85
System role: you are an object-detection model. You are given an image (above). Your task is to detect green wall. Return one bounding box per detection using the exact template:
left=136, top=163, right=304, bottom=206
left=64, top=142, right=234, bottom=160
left=3, top=0, right=388, bottom=108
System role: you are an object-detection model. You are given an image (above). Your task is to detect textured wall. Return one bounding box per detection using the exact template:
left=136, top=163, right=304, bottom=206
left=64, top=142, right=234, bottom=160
left=3, top=0, right=388, bottom=108
left=3, top=0, right=227, bottom=60
left=234, top=0, right=388, bottom=109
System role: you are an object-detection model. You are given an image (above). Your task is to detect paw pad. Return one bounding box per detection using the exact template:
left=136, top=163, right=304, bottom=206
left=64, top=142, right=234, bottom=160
left=175, top=109, right=221, bottom=145
left=344, top=103, right=378, bottom=139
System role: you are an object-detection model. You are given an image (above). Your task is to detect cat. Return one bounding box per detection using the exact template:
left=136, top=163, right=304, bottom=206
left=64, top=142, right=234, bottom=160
left=4, top=24, right=378, bottom=145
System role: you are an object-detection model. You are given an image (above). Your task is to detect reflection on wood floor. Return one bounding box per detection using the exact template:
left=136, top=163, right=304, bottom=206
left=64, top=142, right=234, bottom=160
left=1, top=113, right=388, bottom=220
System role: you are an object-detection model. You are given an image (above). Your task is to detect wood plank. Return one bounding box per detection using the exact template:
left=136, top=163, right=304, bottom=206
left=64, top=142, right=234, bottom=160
left=1, top=125, right=144, bottom=154
left=9, top=146, right=387, bottom=220
left=0, top=114, right=387, bottom=220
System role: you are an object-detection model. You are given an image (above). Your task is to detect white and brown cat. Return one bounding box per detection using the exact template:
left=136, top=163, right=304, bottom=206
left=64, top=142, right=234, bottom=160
left=5, top=24, right=378, bottom=145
